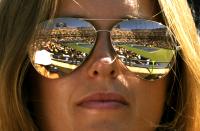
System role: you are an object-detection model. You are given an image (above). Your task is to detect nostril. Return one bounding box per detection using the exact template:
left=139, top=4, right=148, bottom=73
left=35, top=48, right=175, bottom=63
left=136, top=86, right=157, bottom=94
left=110, top=70, right=115, bottom=75
left=93, top=70, right=98, bottom=75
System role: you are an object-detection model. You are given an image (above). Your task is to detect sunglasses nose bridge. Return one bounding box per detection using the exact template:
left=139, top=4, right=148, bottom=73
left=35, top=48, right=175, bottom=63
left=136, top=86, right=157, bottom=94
left=93, top=30, right=116, bottom=59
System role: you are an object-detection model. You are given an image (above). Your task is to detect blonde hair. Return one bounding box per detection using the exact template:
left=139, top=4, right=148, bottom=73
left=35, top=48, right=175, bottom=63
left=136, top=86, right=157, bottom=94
left=0, top=0, right=58, bottom=130
left=0, top=0, right=199, bottom=130
left=158, top=0, right=200, bottom=130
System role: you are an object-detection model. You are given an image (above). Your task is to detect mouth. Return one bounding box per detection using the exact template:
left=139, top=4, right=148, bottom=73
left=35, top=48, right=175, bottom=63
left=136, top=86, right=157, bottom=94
left=77, top=92, right=129, bottom=110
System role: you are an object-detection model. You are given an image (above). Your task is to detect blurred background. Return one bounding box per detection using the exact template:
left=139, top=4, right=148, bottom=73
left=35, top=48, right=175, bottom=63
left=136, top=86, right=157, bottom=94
left=188, top=0, right=200, bottom=34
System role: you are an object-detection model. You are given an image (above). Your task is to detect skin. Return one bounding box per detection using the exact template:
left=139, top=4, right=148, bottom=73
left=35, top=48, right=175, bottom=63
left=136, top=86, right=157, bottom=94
left=29, top=0, right=168, bottom=131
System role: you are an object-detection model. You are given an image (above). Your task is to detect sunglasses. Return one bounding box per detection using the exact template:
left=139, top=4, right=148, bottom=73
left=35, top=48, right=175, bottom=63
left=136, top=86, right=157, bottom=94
left=28, top=17, right=180, bottom=80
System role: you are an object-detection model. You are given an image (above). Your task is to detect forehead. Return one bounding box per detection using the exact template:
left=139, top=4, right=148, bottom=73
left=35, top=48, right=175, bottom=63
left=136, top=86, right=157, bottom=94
left=57, top=0, right=159, bottom=20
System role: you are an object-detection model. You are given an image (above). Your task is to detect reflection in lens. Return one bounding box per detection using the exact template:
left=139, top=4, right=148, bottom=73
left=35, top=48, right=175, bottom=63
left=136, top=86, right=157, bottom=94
left=111, top=19, right=177, bottom=80
left=29, top=18, right=96, bottom=79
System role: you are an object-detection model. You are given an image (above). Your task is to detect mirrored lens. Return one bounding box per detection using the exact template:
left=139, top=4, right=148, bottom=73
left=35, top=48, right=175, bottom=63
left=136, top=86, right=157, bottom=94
left=111, top=19, right=177, bottom=80
left=29, top=18, right=96, bottom=79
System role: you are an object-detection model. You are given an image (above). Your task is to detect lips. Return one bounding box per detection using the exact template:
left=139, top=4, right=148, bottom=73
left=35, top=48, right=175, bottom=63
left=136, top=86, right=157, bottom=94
left=77, top=92, right=129, bottom=109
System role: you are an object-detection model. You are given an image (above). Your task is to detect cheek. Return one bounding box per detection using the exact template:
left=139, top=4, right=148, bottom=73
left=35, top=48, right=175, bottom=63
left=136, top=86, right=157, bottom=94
left=127, top=75, right=168, bottom=125
left=31, top=76, right=74, bottom=109
left=28, top=74, right=79, bottom=130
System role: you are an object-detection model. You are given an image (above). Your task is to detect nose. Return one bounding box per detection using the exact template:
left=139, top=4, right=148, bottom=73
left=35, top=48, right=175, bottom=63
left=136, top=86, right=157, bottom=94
left=88, top=57, right=119, bottom=78
left=86, top=32, right=120, bottom=79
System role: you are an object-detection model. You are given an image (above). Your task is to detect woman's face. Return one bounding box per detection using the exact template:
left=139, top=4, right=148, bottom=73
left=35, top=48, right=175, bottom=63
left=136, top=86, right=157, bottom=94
left=30, top=0, right=168, bottom=131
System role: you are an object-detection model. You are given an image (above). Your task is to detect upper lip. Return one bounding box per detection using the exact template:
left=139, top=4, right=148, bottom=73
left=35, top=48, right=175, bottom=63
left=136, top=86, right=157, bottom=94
left=77, top=92, right=129, bottom=106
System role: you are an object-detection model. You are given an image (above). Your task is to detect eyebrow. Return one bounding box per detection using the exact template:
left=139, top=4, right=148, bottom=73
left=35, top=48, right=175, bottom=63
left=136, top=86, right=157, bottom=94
left=59, top=14, right=138, bottom=21
left=81, top=18, right=128, bottom=21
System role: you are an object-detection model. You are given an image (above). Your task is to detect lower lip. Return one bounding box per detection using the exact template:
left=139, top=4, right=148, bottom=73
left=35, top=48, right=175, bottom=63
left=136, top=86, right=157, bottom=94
left=78, top=101, right=127, bottom=110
